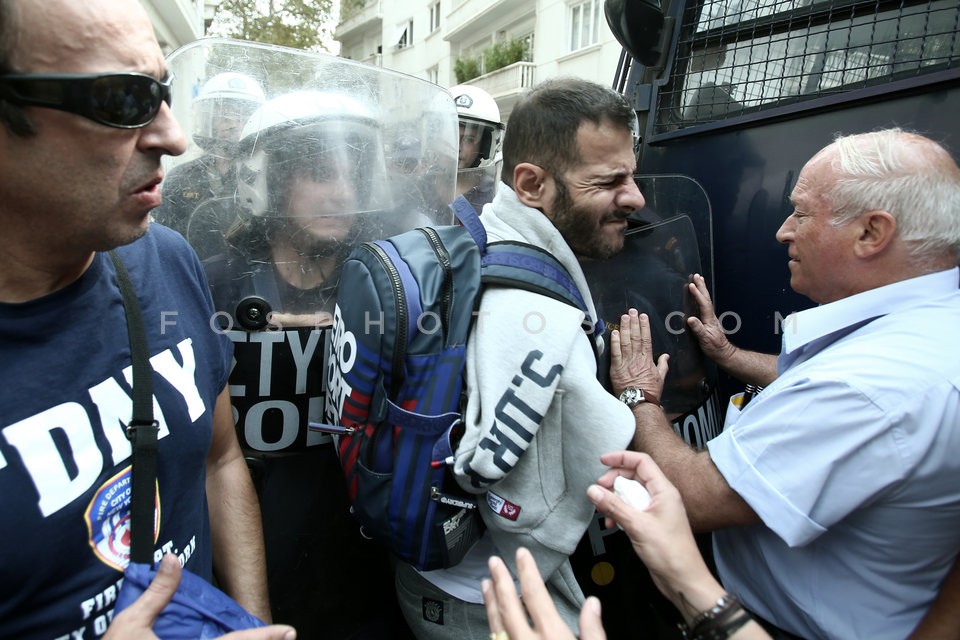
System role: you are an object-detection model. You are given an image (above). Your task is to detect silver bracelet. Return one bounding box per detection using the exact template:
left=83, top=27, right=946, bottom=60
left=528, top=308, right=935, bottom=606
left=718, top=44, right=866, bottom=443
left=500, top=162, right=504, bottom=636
left=680, top=594, right=750, bottom=640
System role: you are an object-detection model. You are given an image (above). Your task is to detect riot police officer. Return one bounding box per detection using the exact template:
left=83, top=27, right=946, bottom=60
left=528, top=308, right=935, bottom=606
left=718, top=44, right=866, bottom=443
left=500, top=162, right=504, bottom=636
left=165, top=39, right=459, bottom=640
left=153, top=71, right=265, bottom=254
left=449, top=84, right=504, bottom=216
left=205, top=89, right=395, bottom=639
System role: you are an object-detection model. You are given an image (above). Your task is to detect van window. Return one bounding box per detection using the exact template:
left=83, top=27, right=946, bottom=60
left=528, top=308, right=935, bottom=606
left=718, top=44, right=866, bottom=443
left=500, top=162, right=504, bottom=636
left=655, top=0, right=960, bottom=133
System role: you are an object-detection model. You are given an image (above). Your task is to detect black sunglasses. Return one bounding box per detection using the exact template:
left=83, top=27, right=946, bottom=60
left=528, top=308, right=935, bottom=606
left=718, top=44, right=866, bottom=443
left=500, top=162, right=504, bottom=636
left=0, top=72, right=172, bottom=129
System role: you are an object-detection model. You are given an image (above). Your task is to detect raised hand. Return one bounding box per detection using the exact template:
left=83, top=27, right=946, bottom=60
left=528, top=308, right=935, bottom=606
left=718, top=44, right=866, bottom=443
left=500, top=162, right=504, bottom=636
left=684, top=274, right=736, bottom=364
left=483, top=548, right=606, bottom=640
left=609, top=308, right=669, bottom=400
left=590, top=452, right=711, bottom=603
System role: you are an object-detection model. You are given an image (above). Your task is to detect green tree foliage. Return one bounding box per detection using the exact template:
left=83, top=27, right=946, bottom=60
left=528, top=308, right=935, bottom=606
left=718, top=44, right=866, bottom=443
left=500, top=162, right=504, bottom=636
left=482, top=39, right=527, bottom=73
left=339, top=0, right=367, bottom=23
left=455, top=38, right=528, bottom=83
left=208, top=0, right=336, bottom=53
left=454, top=56, right=481, bottom=84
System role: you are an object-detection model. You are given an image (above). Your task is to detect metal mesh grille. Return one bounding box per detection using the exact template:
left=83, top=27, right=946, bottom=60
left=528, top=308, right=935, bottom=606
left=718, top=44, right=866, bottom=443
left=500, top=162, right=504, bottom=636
left=653, top=0, right=960, bottom=133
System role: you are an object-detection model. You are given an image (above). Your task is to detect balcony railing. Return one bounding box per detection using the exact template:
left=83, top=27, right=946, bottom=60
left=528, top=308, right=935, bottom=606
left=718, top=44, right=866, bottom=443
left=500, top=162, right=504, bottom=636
left=468, top=61, right=536, bottom=97
left=337, top=0, right=381, bottom=38
left=358, top=53, right=383, bottom=68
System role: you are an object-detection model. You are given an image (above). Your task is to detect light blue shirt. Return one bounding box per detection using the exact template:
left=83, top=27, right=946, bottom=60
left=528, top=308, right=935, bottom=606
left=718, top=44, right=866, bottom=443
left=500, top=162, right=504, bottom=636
left=708, top=268, right=960, bottom=640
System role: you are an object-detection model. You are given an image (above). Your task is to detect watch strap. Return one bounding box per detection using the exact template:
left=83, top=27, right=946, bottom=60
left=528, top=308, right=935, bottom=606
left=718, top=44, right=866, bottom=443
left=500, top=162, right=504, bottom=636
left=619, top=386, right=660, bottom=408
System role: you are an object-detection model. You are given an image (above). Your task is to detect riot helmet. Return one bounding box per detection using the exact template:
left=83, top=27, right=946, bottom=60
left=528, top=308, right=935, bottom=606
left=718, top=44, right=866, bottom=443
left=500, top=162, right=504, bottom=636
left=450, top=85, right=503, bottom=213
left=166, top=38, right=457, bottom=329
left=192, top=72, right=265, bottom=157
left=450, top=84, right=503, bottom=170
left=235, top=90, right=391, bottom=254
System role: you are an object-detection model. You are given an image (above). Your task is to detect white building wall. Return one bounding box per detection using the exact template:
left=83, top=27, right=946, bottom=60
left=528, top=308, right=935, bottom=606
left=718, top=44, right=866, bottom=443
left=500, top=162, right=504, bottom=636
left=336, top=0, right=624, bottom=122
left=381, top=1, right=449, bottom=82
left=142, top=0, right=218, bottom=54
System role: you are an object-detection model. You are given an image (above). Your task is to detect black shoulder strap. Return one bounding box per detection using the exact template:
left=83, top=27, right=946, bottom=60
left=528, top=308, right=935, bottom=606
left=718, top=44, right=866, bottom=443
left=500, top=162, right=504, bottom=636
left=479, top=242, right=605, bottom=365
left=452, top=198, right=605, bottom=345
left=109, top=251, right=159, bottom=565
left=481, top=241, right=588, bottom=312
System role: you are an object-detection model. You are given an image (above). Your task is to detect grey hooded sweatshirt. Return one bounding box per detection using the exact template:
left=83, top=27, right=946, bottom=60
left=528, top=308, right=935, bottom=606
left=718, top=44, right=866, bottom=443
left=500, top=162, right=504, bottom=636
left=452, top=185, right=635, bottom=629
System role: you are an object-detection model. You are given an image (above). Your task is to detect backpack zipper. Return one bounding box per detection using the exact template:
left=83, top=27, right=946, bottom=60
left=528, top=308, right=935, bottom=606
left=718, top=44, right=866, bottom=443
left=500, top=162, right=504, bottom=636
left=362, top=242, right=407, bottom=396
left=418, top=227, right=453, bottom=344
left=431, top=486, right=477, bottom=510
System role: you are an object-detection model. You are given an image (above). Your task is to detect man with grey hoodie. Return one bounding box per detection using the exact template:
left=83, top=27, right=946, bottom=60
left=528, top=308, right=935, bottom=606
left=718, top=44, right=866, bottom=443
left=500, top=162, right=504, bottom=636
left=393, top=77, right=651, bottom=639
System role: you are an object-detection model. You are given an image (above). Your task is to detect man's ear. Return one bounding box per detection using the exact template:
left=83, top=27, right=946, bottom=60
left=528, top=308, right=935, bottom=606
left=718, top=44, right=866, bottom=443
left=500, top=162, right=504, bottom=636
left=513, top=162, right=549, bottom=209
left=854, top=210, right=897, bottom=259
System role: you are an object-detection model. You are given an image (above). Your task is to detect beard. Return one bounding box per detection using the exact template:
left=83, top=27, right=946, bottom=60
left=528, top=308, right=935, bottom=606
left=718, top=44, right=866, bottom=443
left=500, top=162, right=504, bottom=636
left=550, top=178, right=626, bottom=260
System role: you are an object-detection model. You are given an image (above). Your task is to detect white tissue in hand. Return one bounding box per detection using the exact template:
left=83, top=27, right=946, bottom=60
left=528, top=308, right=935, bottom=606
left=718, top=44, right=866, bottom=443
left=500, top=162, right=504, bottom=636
left=614, top=476, right=652, bottom=510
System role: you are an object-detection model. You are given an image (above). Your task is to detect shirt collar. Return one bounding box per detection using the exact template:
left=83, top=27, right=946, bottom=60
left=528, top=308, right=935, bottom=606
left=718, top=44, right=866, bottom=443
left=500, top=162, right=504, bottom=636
left=781, top=267, right=959, bottom=355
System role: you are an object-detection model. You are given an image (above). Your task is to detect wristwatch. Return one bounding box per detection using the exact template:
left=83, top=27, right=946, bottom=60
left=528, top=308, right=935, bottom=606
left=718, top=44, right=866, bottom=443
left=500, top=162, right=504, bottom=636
left=618, top=386, right=660, bottom=408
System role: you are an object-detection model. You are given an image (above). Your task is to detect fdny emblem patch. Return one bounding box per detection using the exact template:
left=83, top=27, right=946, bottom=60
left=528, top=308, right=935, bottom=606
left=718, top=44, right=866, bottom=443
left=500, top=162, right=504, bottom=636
left=84, top=466, right=158, bottom=570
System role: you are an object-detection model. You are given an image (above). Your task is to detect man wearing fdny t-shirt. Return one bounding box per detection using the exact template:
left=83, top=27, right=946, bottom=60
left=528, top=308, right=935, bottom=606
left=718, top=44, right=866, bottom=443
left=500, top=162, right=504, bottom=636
left=0, top=1, right=292, bottom=638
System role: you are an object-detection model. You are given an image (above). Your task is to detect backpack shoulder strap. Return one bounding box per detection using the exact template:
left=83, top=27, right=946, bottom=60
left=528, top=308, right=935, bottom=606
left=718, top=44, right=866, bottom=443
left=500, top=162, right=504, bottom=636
left=454, top=201, right=604, bottom=337
left=451, top=195, right=487, bottom=249
left=479, top=241, right=605, bottom=360
left=481, top=241, right=588, bottom=313
left=451, top=195, right=583, bottom=311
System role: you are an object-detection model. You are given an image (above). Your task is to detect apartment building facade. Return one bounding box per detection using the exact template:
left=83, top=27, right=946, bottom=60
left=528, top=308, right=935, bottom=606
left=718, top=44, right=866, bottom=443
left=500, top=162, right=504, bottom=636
left=335, top=0, right=625, bottom=120
left=143, top=0, right=220, bottom=54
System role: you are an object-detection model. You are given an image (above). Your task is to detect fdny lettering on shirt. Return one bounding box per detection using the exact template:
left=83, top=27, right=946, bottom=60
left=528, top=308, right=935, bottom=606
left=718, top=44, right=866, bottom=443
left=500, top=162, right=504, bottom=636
left=58, top=535, right=197, bottom=640
left=0, top=338, right=203, bottom=518
left=0, top=338, right=208, bottom=640
left=57, top=573, right=126, bottom=640
left=79, top=573, right=123, bottom=623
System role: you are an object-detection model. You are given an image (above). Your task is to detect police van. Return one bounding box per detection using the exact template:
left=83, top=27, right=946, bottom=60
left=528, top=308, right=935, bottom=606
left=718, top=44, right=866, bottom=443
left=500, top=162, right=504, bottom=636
left=614, top=0, right=959, bottom=360
left=570, top=1, right=960, bottom=636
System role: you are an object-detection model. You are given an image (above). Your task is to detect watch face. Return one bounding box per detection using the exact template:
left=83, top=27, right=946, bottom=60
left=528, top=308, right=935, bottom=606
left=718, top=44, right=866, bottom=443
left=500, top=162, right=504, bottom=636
left=620, top=387, right=641, bottom=406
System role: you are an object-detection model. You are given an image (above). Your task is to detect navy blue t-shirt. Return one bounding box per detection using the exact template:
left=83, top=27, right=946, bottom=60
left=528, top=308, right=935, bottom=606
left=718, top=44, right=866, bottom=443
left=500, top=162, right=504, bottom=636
left=0, top=225, right=232, bottom=639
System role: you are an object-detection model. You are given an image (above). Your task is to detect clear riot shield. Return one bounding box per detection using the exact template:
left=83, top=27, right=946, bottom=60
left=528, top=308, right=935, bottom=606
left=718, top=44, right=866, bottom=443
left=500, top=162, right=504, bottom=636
left=160, top=40, right=449, bottom=638
left=162, top=38, right=458, bottom=329
left=576, top=175, right=721, bottom=640
left=582, top=174, right=720, bottom=445
left=455, top=161, right=501, bottom=215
